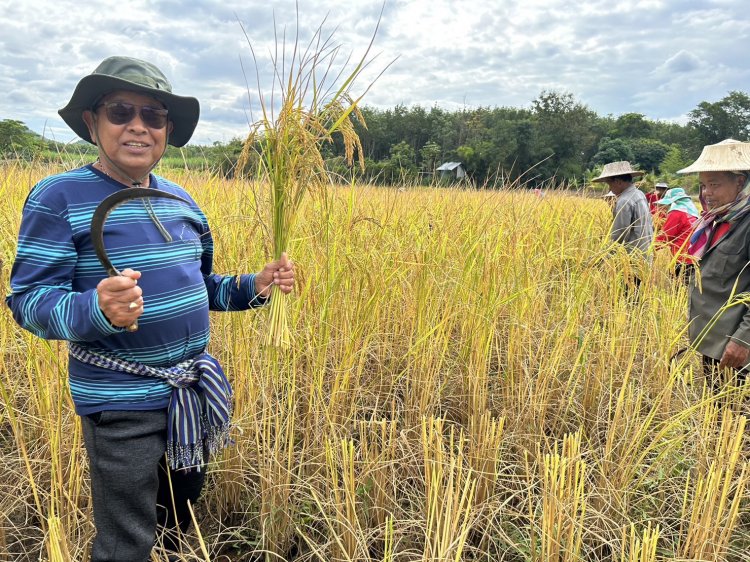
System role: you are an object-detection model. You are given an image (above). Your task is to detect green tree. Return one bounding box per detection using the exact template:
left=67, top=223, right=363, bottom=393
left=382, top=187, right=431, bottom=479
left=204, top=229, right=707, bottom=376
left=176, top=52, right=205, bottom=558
left=659, top=145, right=692, bottom=176
left=630, top=138, right=670, bottom=172
left=531, top=90, right=600, bottom=181
left=384, top=140, right=417, bottom=181
left=419, top=141, right=441, bottom=173
left=688, top=90, right=750, bottom=146
left=610, top=113, right=653, bottom=139
left=591, top=138, right=634, bottom=167
left=0, top=119, right=44, bottom=159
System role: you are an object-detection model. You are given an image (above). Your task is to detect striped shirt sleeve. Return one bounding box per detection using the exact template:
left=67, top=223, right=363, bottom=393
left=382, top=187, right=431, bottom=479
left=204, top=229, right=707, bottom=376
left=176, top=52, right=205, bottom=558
left=6, top=196, right=122, bottom=341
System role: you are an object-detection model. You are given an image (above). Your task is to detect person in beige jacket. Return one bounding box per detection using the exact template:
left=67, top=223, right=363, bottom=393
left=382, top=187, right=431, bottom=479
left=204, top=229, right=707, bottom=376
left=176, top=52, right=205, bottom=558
left=679, top=139, right=750, bottom=384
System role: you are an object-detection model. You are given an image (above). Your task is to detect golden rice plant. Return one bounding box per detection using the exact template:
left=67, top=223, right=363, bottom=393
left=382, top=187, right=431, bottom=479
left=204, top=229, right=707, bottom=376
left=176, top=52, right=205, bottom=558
left=358, top=417, right=399, bottom=529
left=5, top=161, right=750, bottom=561
left=238, top=11, right=389, bottom=347
left=421, top=417, right=476, bottom=561
left=530, top=429, right=587, bottom=562
left=620, top=523, right=660, bottom=562
left=465, top=410, right=505, bottom=507
left=321, top=438, right=364, bottom=561
left=678, top=408, right=748, bottom=560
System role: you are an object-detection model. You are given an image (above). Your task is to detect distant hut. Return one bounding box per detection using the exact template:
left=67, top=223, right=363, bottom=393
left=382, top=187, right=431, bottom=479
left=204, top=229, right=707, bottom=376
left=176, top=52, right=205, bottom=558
left=436, top=161, right=466, bottom=181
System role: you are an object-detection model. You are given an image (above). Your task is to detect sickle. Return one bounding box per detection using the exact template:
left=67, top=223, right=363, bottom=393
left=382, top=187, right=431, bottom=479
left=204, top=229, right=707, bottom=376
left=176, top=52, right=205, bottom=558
left=91, top=187, right=190, bottom=331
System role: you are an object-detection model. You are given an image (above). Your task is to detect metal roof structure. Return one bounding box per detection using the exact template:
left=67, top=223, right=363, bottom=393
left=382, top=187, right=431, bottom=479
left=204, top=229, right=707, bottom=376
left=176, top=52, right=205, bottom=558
left=436, top=161, right=462, bottom=171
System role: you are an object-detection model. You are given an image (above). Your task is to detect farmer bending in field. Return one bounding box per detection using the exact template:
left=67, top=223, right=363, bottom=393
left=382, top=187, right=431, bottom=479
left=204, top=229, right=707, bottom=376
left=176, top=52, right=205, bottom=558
left=592, top=160, right=654, bottom=296
left=6, top=56, right=295, bottom=562
left=678, top=139, right=750, bottom=387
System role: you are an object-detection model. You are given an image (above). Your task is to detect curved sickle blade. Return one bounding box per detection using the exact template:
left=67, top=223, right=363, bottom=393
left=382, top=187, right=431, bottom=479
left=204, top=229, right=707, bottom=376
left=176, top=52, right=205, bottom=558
left=90, top=187, right=190, bottom=331
left=91, top=187, right=190, bottom=276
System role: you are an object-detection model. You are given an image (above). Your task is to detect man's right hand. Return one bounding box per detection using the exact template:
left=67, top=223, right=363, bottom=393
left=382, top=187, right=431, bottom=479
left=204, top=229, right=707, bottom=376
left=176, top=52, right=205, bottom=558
left=97, top=268, right=143, bottom=328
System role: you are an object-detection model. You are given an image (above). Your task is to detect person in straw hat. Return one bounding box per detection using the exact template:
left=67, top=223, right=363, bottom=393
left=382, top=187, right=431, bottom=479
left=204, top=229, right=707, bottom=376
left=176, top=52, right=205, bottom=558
left=592, top=160, right=654, bottom=296
left=678, top=138, right=750, bottom=383
left=654, top=187, right=699, bottom=283
left=646, top=180, right=669, bottom=222
left=6, top=56, right=295, bottom=561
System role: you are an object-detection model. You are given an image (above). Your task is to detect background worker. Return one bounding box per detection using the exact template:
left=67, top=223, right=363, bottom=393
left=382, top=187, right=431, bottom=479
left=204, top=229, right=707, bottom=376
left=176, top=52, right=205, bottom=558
left=679, top=139, right=750, bottom=385
left=654, top=187, right=699, bottom=282
left=593, top=161, right=654, bottom=297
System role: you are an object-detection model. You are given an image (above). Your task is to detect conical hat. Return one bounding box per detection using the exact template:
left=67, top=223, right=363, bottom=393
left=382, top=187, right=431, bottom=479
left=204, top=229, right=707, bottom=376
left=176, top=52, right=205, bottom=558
left=592, top=161, right=645, bottom=182
left=677, top=139, right=750, bottom=174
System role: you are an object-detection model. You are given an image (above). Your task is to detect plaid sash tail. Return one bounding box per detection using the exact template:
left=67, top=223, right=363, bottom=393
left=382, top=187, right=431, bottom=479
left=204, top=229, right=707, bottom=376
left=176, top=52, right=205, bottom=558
left=68, top=343, right=233, bottom=470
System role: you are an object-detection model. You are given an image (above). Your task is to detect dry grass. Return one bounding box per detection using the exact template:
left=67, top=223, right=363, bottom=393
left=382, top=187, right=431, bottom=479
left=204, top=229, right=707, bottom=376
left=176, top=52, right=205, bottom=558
left=1, top=163, right=749, bottom=561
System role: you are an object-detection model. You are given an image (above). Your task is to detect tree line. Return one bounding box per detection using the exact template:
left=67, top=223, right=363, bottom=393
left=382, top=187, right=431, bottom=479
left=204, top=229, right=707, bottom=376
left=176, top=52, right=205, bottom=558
left=3, top=90, right=750, bottom=187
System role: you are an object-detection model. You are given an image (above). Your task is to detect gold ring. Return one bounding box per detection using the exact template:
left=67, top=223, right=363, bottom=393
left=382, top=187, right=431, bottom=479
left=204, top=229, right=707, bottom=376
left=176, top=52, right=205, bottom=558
left=128, top=302, right=138, bottom=310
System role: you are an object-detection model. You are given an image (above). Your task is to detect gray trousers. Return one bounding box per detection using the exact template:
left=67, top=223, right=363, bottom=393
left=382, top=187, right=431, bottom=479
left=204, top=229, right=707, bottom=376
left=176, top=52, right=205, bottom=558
left=80, top=409, right=205, bottom=562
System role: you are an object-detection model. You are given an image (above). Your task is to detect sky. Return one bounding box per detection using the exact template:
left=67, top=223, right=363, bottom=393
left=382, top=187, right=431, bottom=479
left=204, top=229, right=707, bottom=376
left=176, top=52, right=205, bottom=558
left=1, top=0, right=749, bottom=146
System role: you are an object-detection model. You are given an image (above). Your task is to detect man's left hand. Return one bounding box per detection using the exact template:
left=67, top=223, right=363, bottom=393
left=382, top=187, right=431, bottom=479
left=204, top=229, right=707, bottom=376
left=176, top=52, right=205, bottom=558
left=255, top=252, right=295, bottom=299
left=719, top=340, right=750, bottom=369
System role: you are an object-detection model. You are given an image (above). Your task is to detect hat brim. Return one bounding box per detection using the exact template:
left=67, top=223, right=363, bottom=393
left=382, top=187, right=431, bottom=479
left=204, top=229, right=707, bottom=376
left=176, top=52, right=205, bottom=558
left=656, top=195, right=690, bottom=205
left=592, top=170, right=645, bottom=183
left=677, top=162, right=750, bottom=174
left=58, top=74, right=199, bottom=147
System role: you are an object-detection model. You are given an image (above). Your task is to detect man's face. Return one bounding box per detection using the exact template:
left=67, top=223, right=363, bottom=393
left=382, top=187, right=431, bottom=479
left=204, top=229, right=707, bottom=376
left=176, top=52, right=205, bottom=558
left=82, top=89, right=173, bottom=182
left=699, top=171, right=745, bottom=210
left=604, top=176, right=629, bottom=195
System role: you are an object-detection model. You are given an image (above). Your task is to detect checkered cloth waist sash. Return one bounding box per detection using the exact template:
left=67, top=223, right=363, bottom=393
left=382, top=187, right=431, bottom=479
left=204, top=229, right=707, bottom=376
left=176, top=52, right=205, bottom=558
left=68, top=343, right=233, bottom=470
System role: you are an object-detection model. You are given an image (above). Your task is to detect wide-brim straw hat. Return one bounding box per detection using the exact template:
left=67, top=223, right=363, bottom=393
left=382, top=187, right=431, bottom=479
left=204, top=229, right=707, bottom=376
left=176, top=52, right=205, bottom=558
left=655, top=187, right=690, bottom=206
left=677, top=139, right=750, bottom=174
left=592, top=161, right=645, bottom=182
left=654, top=181, right=669, bottom=189
left=58, top=56, right=200, bottom=147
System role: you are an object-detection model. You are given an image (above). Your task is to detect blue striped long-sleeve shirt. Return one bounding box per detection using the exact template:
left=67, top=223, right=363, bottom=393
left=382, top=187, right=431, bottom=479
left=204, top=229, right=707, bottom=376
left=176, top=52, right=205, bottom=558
left=6, top=165, right=266, bottom=415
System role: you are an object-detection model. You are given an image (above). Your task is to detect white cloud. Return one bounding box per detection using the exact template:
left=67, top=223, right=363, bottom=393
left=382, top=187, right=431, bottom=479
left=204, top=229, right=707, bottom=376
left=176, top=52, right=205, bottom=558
left=1, top=0, right=749, bottom=144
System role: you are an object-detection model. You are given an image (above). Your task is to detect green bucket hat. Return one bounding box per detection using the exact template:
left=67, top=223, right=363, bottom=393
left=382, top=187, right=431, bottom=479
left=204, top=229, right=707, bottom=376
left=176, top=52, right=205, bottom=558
left=58, top=56, right=200, bottom=147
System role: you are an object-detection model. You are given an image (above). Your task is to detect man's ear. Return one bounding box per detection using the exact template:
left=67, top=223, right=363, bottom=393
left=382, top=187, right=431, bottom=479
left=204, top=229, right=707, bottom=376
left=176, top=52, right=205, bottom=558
left=82, top=110, right=98, bottom=145
left=168, top=121, right=175, bottom=137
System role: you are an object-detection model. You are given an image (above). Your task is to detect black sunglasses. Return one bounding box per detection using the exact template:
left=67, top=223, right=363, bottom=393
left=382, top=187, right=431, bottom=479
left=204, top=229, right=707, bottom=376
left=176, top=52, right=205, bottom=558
left=95, top=101, right=169, bottom=129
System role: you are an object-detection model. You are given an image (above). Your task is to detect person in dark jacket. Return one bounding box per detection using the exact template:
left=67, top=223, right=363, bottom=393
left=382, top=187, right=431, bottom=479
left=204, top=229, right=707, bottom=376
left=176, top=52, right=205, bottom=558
left=6, top=56, right=295, bottom=561
left=679, top=139, right=750, bottom=385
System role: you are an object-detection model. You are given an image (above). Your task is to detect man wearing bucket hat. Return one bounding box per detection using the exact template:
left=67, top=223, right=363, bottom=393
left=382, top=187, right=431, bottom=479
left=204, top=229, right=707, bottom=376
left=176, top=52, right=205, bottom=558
left=654, top=187, right=699, bottom=282
left=6, top=56, right=295, bottom=561
left=679, top=138, right=750, bottom=382
left=593, top=161, right=654, bottom=296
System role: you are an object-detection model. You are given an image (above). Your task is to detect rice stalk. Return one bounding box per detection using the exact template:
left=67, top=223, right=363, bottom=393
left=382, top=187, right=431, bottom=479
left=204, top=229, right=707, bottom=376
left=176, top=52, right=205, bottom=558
left=678, top=409, right=748, bottom=560
left=534, top=429, right=587, bottom=562
left=421, top=417, right=476, bottom=561
left=238, top=8, right=388, bottom=347
left=620, top=522, right=660, bottom=562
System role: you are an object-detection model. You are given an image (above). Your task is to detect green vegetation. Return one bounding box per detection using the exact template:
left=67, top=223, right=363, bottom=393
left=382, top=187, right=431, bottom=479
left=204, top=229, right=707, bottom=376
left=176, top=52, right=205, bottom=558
left=3, top=89, right=750, bottom=186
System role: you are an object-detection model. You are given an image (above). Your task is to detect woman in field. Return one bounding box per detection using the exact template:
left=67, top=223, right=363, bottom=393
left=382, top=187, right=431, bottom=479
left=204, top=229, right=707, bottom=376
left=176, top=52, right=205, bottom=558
left=6, top=56, right=295, bottom=561
left=679, top=139, right=750, bottom=384
left=654, top=187, right=699, bottom=282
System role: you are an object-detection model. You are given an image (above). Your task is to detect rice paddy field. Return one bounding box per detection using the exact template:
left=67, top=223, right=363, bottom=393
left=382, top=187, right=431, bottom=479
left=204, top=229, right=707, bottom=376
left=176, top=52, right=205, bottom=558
left=1, top=162, right=748, bottom=561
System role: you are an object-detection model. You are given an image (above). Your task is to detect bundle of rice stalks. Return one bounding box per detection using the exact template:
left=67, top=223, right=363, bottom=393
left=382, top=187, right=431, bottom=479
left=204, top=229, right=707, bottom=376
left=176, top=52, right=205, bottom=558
left=238, top=8, right=391, bottom=347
